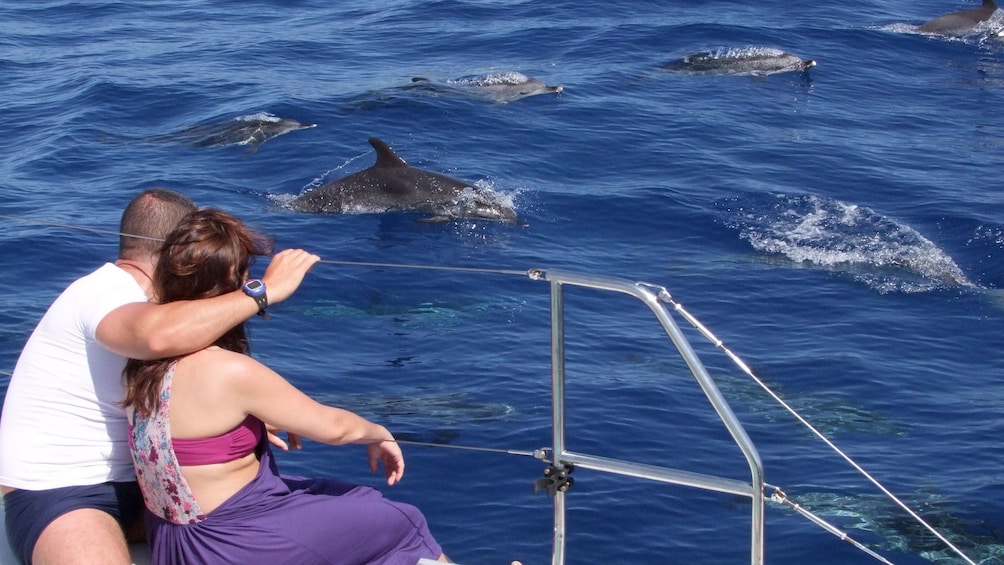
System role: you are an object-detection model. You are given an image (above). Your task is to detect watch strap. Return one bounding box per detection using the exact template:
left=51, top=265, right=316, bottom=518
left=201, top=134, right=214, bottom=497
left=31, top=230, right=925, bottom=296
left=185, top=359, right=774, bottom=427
left=252, top=293, right=268, bottom=317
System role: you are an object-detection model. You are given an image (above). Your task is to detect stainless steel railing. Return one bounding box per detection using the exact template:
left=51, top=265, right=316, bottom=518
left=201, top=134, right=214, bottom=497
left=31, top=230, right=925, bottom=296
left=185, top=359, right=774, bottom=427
left=530, top=268, right=765, bottom=565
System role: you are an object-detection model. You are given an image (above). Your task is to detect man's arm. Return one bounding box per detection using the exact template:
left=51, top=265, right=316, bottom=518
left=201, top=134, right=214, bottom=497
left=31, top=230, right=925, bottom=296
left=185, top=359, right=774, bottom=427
left=97, top=248, right=320, bottom=359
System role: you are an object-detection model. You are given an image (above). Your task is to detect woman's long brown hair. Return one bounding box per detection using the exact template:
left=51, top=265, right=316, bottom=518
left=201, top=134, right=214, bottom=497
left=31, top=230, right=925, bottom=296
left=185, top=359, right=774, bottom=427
left=122, top=208, right=273, bottom=416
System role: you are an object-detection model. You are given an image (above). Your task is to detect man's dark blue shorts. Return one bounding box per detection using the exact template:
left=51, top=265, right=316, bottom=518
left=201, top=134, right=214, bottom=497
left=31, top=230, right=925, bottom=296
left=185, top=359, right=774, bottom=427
left=3, top=481, right=142, bottom=565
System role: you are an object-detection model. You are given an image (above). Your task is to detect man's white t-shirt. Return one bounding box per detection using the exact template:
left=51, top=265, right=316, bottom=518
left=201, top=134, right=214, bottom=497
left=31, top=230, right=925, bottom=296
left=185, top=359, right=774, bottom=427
left=0, top=263, right=148, bottom=490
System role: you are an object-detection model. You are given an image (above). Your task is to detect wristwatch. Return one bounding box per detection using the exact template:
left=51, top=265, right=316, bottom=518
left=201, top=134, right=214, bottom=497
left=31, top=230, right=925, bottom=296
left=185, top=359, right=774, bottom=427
left=242, top=279, right=269, bottom=318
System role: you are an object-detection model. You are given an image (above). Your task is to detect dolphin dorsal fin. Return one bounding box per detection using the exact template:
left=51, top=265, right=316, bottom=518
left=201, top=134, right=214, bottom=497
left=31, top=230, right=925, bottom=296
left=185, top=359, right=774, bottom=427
left=369, top=137, right=408, bottom=168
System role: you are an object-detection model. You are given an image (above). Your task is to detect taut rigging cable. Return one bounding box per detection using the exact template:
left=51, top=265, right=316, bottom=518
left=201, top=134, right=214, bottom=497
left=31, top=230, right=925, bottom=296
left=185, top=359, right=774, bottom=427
left=0, top=213, right=530, bottom=277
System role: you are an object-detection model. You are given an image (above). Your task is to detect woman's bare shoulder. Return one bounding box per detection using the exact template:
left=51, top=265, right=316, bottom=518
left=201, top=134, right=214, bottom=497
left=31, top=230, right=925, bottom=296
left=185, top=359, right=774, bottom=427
left=177, top=347, right=266, bottom=380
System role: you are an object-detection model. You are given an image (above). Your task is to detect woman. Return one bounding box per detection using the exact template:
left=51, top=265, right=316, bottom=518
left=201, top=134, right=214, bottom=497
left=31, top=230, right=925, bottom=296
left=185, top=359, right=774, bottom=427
left=122, top=209, right=449, bottom=564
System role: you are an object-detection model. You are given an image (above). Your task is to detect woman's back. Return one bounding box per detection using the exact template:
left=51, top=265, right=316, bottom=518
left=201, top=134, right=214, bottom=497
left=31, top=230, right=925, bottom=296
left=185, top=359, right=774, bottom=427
left=167, top=348, right=263, bottom=514
left=129, top=348, right=262, bottom=520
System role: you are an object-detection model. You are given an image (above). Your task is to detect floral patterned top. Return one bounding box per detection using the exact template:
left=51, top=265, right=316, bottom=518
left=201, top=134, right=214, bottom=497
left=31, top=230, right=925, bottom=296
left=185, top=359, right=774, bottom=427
left=127, top=362, right=206, bottom=525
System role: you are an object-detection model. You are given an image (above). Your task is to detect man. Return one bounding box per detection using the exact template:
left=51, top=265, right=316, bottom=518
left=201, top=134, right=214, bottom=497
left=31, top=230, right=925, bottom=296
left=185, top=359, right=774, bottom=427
left=0, top=189, right=320, bottom=565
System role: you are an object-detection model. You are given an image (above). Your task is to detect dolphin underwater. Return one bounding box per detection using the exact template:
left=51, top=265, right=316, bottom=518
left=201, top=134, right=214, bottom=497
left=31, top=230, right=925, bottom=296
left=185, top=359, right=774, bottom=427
left=918, top=0, right=998, bottom=36
left=287, top=137, right=523, bottom=224
left=154, top=112, right=316, bottom=154
left=664, top=47, right=816, bottom=76
left=409, top=71, right=563, bottom=103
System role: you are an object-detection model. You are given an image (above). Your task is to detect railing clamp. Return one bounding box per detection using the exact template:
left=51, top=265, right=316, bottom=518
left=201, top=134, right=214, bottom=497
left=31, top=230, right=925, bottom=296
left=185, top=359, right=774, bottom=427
left=534, top=461, right=575, bottom=497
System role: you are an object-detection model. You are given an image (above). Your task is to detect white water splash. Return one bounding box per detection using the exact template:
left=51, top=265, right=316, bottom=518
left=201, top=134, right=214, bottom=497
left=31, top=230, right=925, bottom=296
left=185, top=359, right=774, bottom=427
left=448, top=71, right=531, bottom=86
left=720, top=194, right=974, bottom=293
left=235, top=111, right=282, bottom=123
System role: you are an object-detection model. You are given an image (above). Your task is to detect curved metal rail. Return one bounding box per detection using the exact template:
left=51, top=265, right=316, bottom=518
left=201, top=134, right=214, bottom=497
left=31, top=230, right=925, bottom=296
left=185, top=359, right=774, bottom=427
left=529, top=268, right=765, bottom=565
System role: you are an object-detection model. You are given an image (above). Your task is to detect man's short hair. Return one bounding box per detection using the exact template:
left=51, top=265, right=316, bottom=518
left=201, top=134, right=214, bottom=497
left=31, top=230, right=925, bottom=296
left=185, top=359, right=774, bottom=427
left=118, top=189, right=197, bottom=260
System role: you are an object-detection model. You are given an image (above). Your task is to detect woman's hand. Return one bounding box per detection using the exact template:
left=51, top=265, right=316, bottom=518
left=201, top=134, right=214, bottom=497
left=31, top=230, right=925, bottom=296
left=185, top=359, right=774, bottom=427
left=367, top=437, right=405, bottom=486
left=265, top=422, right=302, bottom=451
left=261, top=249, right=321, bottom=306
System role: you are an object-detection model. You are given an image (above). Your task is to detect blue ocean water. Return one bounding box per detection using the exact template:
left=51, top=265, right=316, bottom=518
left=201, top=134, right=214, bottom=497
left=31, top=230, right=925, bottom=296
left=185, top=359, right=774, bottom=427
left=2, top=1, right=1004, bottom=563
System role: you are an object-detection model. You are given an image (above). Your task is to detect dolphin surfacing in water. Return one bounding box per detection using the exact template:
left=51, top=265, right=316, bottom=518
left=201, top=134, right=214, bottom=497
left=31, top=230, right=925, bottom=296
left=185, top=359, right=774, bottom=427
left=156, top=112, right=316, bottom=154
left=664, top=47, right=816, bottom=76
left=918, top=0, right=998, bottom=36
left=288, top=138, right=523, bottom=224
left=410, top=72, right=563, bottom=103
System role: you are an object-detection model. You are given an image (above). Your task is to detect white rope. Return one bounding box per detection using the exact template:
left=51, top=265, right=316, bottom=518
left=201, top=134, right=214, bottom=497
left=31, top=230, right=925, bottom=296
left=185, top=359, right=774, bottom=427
left=655, top=287, right=977, bottom=565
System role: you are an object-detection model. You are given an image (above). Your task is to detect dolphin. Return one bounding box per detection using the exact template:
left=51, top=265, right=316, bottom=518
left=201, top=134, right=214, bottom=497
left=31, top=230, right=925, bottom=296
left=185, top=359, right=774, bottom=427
left=288, top=137, right=523, bottom=224
left=153, top=112, right=316, bottom=154
left=918, top=0, right=998, bottom=36
left=664, top=47, right=816, bottom=76
left=409, top=72, right=563, bottom=103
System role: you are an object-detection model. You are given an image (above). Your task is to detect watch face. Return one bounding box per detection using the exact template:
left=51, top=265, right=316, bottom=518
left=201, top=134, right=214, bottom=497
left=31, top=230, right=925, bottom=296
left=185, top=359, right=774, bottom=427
left=244, top=280, right=265, bottom=296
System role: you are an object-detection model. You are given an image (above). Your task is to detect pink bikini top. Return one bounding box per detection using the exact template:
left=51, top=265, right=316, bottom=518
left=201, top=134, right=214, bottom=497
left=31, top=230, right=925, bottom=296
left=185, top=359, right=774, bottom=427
left=172, top=414, right=264, bottom=466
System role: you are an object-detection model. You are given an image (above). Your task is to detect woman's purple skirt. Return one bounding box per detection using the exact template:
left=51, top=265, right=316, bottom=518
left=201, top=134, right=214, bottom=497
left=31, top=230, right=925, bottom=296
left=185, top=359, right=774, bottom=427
left=146, top=447, right=443, bottom=565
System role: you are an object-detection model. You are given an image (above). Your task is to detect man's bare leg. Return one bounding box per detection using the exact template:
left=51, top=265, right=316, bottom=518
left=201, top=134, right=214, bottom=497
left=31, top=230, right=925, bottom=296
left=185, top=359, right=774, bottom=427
left=32, top=509, right=131, bottom=565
